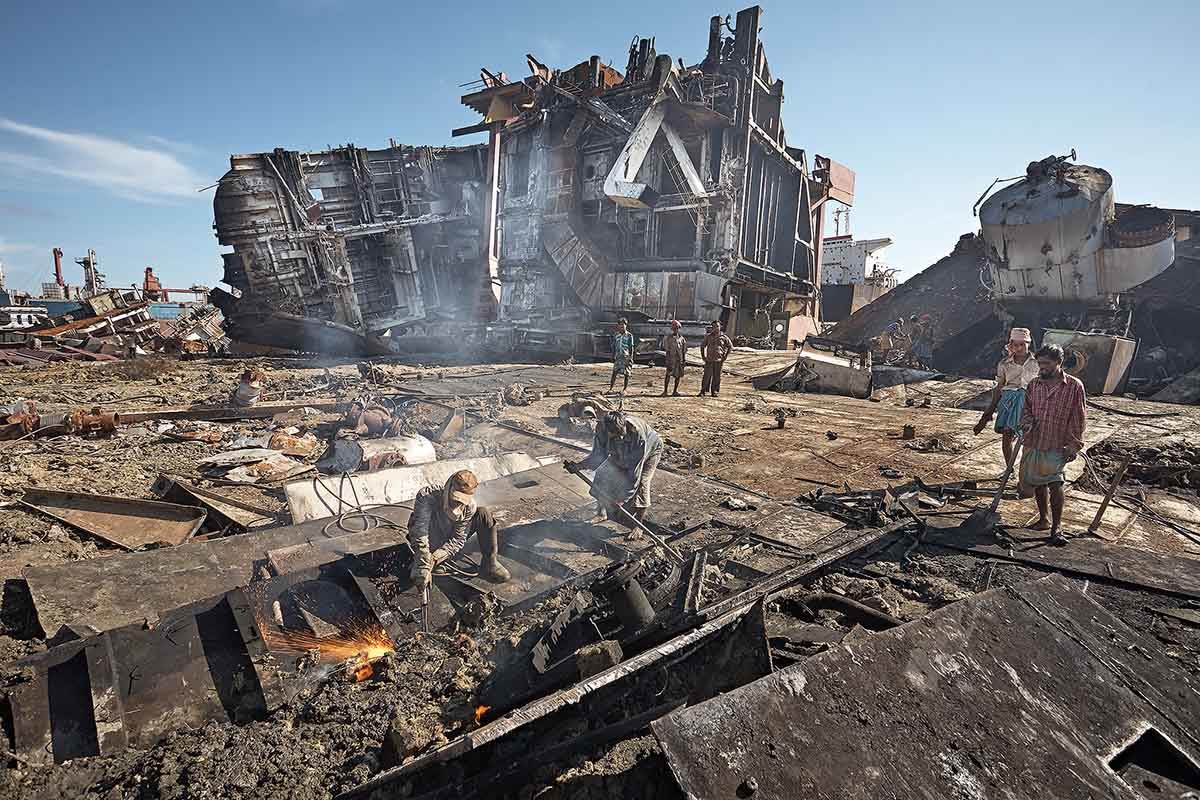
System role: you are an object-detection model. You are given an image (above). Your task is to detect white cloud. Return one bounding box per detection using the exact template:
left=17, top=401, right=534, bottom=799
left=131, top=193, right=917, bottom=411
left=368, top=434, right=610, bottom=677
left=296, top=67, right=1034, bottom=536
left=0, top=236, right=39, bottom=254
left=143, top=134, right=204, bottom=157
left=0, top=118, right=207, bottom=203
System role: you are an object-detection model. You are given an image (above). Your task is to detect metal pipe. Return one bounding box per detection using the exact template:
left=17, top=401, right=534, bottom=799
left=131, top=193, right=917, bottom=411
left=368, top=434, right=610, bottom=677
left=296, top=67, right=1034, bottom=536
left=51, top=248, right=64, bottom=287
left=594, top=561, right=656, bottom=631
left=567, top=465, right=686, bottom=564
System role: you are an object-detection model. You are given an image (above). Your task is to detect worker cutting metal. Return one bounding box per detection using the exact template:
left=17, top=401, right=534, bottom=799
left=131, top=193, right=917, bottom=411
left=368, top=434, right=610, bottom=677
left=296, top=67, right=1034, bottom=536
left=408, top=469, right=510, bottom=589
left=565, top=410, right=663, bottom=527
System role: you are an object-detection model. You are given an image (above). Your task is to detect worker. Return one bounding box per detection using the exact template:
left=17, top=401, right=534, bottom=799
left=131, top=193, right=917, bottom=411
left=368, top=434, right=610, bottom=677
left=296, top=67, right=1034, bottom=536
left=1018, top=344, right=1087, bottom=545
left=910, top=314, right=935, bottom=368
left=609, top=317, right=636, bottom=394
left=565, top=410, right=663, bottom=526
left=699, top=321, right=733, bottom=397
left=662, top=319, right=687, bottom=397
left=973, top=327, right=1038, bottom=466
left=408, top=469, right=510, bottom=587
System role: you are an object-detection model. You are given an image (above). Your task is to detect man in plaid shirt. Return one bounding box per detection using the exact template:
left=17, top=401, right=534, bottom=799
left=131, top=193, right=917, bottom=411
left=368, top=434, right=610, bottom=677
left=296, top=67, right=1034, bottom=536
left=1019, top=343, right=1086, bottom=544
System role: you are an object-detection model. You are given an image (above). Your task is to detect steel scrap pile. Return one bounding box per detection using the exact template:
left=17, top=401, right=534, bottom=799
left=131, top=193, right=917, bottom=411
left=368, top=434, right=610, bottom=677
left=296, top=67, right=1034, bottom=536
left=0, top=351, right=1198, bottom=800
left=0, top=290, right=229, bottom=367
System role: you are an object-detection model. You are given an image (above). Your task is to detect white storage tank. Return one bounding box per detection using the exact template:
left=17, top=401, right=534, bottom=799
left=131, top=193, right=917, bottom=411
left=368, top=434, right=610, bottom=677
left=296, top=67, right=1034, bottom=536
left=978, top=154, right=1174, bottom=303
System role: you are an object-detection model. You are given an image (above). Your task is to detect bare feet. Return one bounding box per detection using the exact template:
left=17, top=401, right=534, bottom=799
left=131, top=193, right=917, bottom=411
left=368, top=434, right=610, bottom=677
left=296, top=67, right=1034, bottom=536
left=1030, top=518, right=1052, bottom=531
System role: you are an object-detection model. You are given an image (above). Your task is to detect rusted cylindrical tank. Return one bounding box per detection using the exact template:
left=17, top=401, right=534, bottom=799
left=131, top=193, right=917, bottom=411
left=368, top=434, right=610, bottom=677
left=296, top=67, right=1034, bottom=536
left=980, top=163, right=1114, bottom=301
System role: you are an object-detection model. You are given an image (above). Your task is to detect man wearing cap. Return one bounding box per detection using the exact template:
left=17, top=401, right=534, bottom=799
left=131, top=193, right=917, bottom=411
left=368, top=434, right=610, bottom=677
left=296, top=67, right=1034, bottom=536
left=408, top=469, right=510, bottom=587
left=974, top=327, right=1039, bottom=467
left=662, top=320, right=687, bottom=397
left=565, top=411, right=663, bottom=526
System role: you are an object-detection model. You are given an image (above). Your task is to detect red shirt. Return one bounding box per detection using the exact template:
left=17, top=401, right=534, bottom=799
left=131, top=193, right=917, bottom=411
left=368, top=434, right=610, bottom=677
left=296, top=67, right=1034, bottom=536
left=1022, top=372, right=1086, bottom=452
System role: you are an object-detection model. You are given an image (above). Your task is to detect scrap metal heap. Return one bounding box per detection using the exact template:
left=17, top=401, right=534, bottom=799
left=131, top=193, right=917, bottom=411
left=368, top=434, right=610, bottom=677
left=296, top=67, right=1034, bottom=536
left=210, top=5, right=854, bottom=356
left=829, top=151, right=1200, bottom=399
left=1, top=355, right=1200, bottom=798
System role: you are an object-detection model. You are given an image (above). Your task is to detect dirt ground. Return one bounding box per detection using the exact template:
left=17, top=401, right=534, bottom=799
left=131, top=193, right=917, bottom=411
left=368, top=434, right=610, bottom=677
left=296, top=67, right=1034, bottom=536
left=2, top=353, right=1199, bottom=798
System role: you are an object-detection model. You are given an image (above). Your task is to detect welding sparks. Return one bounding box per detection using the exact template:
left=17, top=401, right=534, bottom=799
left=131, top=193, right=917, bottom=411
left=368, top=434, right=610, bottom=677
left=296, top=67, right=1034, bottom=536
left=261, top=619, right=395, bottom=665
left=474, top=705, right=490, bottom=725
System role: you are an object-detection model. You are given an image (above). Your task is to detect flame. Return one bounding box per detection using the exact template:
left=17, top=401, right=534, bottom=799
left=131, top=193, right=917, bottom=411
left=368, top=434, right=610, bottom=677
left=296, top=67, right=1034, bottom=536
left=474, top=705, right=490, bottom=724
left=348, top=656, right=375, bottom=682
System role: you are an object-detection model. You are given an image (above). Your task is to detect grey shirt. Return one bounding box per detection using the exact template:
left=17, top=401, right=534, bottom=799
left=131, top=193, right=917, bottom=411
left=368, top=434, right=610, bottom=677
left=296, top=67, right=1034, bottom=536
left=578, top=415, right=662, bottom=480
left=407, top=484, right=475, bottom=571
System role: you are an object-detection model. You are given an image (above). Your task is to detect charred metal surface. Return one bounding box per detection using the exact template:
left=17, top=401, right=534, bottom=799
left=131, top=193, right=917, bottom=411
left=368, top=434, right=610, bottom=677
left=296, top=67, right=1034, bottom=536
left=652, top=576, right=1200, bottom=799
left=7, top=553, right=426, bottom=764
left=8, top=592, right=279, bottom=764
left=924, top=519, right=1200, bottom=599
left=341, top=599, right=773, bottom=800
left=22, top=508, right=411, bottom=640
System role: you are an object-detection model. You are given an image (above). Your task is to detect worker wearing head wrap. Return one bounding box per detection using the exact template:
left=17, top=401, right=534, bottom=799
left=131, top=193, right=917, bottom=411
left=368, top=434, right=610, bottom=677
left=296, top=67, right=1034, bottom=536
left=565, top=411, right=663, bottom=525
left=662, top=320, right=687, bottom=397
left=408, top=469, right=509, bottom=587
left=973, top=327, right=1039, bottom=467
left=910, top=314, right=935, bottom=368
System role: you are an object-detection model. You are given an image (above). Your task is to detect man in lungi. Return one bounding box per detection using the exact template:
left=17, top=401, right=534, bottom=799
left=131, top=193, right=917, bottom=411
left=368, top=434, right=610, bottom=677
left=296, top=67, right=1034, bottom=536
left=662, top=319, right=687, bottom=397
left=1019, top=343, right=1086, bottom=545
left=609, top=318, right=636, bottom=394
left=565, top=410, right=662, bottom=527
left=974, top=327, right=1039, bottom=467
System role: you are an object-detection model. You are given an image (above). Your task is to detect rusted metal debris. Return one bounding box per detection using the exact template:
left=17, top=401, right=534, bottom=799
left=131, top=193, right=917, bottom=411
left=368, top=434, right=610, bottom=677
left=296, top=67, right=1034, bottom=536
left=150, top=476, right=279, bottom=533
left=343, top=600, right=774, bottom=800
left=0, top=401, right=119, bottom=440
left=118, top=399, right=347, bottom=424
left=7, top=553, right=411, bottom=765
left=18, top=488, right=206, bottom=551
left=0, top=288, right=228, bottom=367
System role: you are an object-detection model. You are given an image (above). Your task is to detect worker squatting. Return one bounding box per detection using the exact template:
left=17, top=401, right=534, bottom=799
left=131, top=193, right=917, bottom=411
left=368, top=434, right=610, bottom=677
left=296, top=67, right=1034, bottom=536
left=407, top=410, right=665, bottom=588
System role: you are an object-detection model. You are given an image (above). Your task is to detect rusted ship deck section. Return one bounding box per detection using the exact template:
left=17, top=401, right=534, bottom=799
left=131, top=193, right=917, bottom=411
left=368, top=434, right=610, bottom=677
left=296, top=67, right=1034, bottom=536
left=212, top=143, right=489, bottom=354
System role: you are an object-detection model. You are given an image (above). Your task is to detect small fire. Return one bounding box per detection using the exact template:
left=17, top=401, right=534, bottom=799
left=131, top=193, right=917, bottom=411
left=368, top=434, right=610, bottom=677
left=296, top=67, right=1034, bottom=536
left=474, top=705, right=490, bottom=725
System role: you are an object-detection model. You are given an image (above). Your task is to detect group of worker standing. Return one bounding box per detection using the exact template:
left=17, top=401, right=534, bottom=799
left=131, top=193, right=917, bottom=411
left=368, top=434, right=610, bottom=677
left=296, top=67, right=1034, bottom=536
left=609, top=317, right=733, bottom=397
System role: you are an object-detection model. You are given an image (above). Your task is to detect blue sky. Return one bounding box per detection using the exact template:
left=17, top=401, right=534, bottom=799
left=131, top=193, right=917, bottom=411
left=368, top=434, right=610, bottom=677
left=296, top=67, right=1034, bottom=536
left=1, top=0, right=1194, bottom=294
